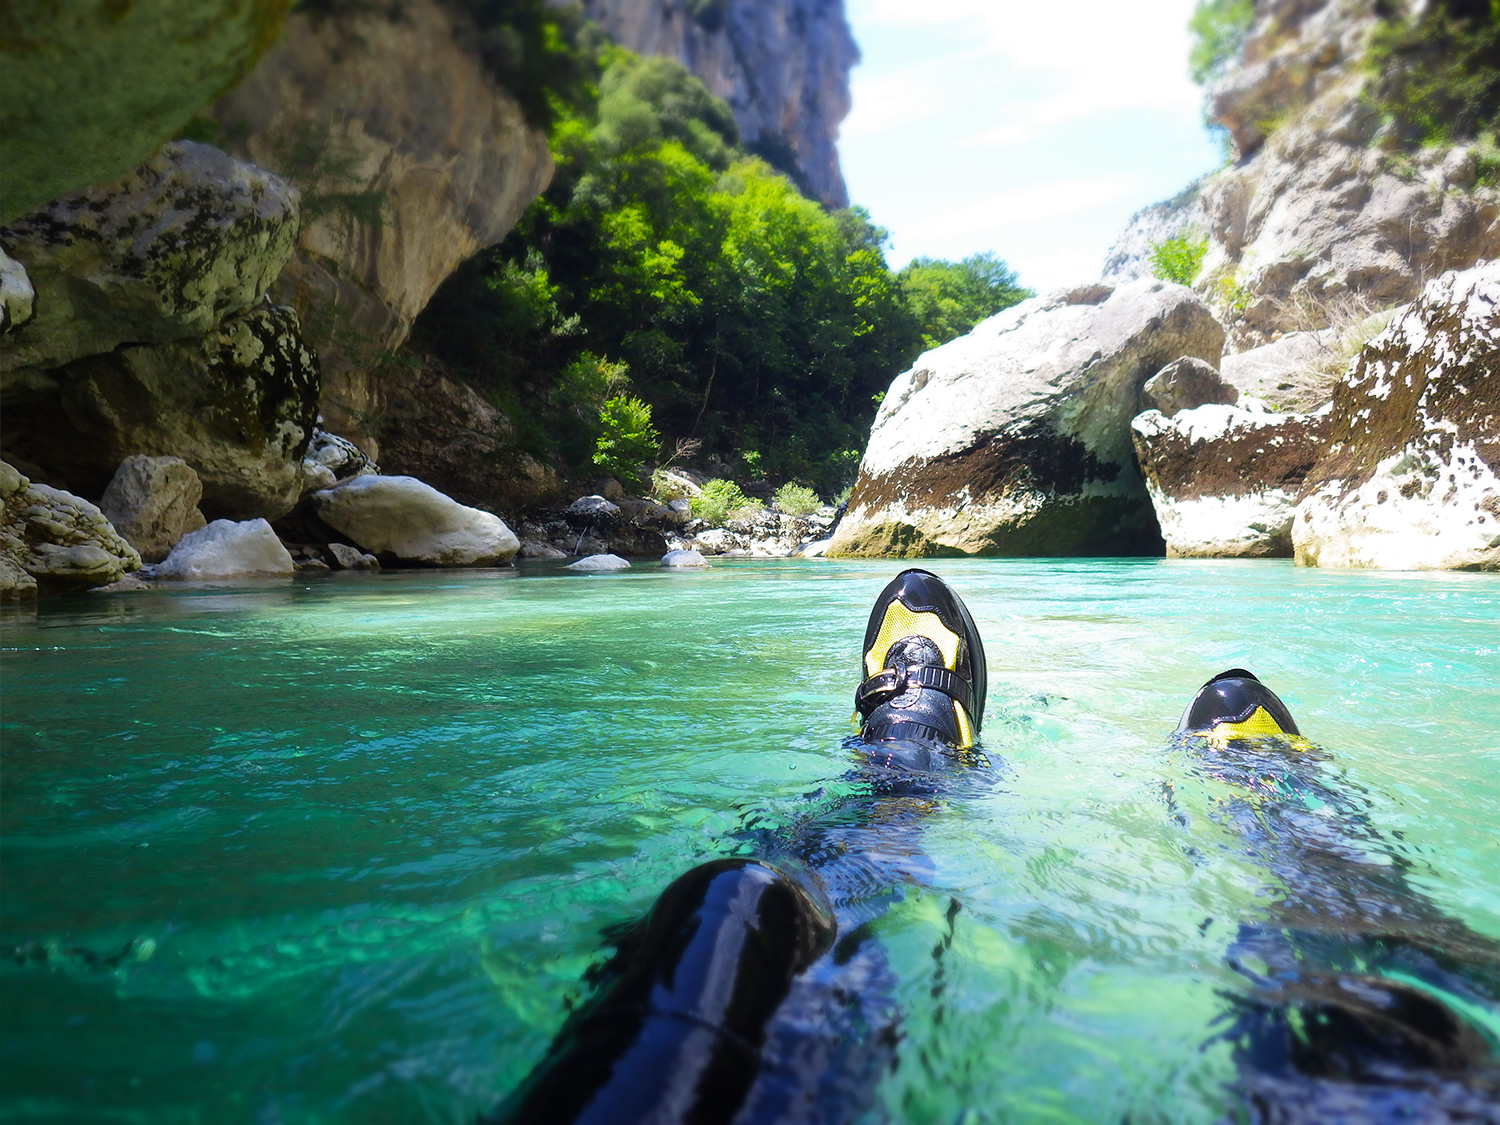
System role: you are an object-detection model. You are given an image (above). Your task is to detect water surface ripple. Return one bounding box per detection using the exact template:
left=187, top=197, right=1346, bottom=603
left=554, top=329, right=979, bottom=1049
left=2, top=559, right=1497, bottom=1122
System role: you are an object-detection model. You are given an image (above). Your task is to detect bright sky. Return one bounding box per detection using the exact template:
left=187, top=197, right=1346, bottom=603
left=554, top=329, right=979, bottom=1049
left=839, top=0, right=1222, bottom=293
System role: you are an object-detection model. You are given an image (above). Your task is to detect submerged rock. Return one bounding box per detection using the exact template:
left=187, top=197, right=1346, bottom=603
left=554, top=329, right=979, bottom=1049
left=828, top=280, right=1224, bottom=557
left=1, top=459, right=142, bottom=592
left=154, top=518, right=295, bottom=580
left=1133, top=405, right=1328, bottom=558
left=313, top=474, right=520, bottom=566
left=566, top=553, right=630, bottom=572
left=1293, top=262, right=1500, bottom=571
left=98, top=455, right=206, bottom=564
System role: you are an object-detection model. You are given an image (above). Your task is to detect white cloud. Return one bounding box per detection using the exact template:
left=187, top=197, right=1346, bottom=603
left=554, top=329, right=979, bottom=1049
left=839, top=0, right=1220, bottom=291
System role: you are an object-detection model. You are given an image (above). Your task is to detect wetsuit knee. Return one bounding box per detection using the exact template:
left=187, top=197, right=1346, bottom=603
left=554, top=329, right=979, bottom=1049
left=1177, top=668, right=1299, bottom=738
left=484, top=858, right=835, bottom=1125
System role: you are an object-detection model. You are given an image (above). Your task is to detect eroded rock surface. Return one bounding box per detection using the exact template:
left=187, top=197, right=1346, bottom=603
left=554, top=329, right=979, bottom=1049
left=5, top=304, right=321, bottom=519
left=1, top=459, right=142, bottom=592
left=99, top=455, right=207, bottom=564
left=828, top=281, right=1225, bottom=557
left=313, top=474, right=520, bottom=566
left=0, top=142, right=299, bottom=383
left=578, top=0, right=857, bottom=207
left=1293, top=262, right=1500, bottom=570
left=1133, top=405, right=1329, bottom=558
left=212, top=0, right=553, bottom=450
left=1194, top=0, right=1500, bottom=346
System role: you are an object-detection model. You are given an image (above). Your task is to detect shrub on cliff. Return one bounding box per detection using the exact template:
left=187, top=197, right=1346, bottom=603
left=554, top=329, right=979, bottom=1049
left=1149, top=234, right=1208, bottom=286
left=1187, top=0, right=1254, bottom=86
left=771, top=482, right=821, bottom=515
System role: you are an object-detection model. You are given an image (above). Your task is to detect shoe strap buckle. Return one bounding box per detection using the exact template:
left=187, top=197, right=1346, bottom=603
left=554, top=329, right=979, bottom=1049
left=856, top=665, right=908, bottom=711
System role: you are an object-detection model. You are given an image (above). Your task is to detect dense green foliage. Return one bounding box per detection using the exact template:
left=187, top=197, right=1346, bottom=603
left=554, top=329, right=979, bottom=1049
left=1366, top=0, right=1500, bottom=149
left=896, top=253, right=1031, bottom=351
left=1187, top=0, right=1254, bottom=86
left=593, top=395, right=659, bottom=486
left=690, top=479, right=759, bottom=525
left=415, top=43, right=1027, bottom=497
left=1149, top=234, right=1208, bottom=286
left=771, top=482, right=822, bottom=515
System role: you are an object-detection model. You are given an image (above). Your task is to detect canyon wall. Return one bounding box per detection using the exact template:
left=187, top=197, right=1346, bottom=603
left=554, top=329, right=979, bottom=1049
left=577, top=0, right=857, bottom=207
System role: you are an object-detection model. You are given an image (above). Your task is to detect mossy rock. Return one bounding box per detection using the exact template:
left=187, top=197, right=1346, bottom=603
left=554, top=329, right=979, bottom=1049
left=0, top=0, right=289, bottom=224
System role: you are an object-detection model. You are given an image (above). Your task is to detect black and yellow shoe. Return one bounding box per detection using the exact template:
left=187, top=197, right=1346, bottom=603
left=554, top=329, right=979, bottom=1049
left=1176, top=668, right=1300, bottom=739
left=855, top=569, right=986, bottom=749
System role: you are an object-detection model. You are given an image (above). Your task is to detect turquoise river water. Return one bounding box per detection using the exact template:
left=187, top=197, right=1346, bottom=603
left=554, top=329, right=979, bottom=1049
left=1, top=558, right=1498, bottom=1123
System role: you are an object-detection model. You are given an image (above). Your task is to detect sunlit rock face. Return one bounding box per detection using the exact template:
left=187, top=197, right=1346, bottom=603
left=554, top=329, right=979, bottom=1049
left=1195, top=0, right=1500, bottom=348
left=1293, top=261, right=1500, bottom=571
left=827, top=281, right=1225, bottom=558
left=211, top=0, right=555, bottom=452
left=1133, top=405, right=1329, bottom=559
left=579, top=0, right=856, bottom=207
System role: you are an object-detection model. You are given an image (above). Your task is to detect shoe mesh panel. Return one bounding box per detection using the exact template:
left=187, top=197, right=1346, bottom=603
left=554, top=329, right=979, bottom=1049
left=1208, top=706, right=1287, bottom=739
left=863, top=603, right=962, bottom=677
left=953, top=701, right=973, bottom=747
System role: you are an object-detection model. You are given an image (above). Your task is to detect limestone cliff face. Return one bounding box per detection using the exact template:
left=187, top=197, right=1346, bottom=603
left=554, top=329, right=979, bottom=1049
left=212, top=0, right=554, bottom=452
left=1108, top=0, right=1500, bottom=350
left=579, top=0, right=857, bottom=207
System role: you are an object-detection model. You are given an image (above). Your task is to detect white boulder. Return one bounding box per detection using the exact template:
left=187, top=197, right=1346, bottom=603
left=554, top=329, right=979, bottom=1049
left=154, top=519, right=294, bottom=579
left=661, top=549, right=708, bottom=568
left=312, top=474, right=519, bottom=566
left=566, top=553, right=630, bottom=572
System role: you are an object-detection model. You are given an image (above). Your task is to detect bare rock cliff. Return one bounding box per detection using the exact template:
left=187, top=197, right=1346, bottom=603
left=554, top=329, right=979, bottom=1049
left=1200, top=0, right=1500, bottom=347
left=578, top=0, right=857, bottom=207
left=212, top=0, right=554, bottom=452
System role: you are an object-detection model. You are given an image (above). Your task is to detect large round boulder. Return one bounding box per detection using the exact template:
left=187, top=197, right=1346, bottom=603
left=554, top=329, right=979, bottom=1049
left=828, top=280, right=1225, bottom=557
left=0, top=141, right=300, bottom=382
left=313, top=475, right=519, bottom=566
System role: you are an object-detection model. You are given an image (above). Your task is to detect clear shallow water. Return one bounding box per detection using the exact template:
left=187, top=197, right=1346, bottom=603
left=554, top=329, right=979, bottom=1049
left=1, top=558, right=1497, bottom=1123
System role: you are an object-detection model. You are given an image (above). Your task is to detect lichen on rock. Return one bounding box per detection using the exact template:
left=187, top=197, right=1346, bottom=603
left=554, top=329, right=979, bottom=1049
left=0, top=141, right=300, bottom=378
left=1292, top=260, right=1500, bottom=570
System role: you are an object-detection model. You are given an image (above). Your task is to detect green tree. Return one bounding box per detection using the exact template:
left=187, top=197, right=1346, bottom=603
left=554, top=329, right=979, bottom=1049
left=897, top=253, right=1031, bottom=351
left=593, top=395, right=659, bottom=486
